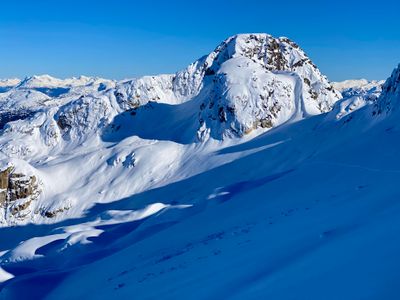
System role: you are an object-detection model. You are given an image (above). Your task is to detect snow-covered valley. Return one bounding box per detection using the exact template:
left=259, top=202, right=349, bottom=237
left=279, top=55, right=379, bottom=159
left=0, top=33, right=399, bottom=299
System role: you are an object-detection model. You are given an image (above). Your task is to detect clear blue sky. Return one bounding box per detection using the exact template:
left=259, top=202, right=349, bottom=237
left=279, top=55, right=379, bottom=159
left=0, top=0, right=399, bottom=81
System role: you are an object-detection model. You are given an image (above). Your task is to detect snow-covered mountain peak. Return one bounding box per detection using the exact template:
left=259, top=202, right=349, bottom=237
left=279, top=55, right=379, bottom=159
left=189, top=33, right=341, bottom=139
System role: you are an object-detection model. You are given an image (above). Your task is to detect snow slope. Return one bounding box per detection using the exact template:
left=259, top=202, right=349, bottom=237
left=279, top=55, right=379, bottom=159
left=0, top=35, right=398, bottom=300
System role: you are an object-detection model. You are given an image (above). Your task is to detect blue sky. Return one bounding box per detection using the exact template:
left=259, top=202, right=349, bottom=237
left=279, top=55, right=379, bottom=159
left=0, top=0, right=399, bottom=81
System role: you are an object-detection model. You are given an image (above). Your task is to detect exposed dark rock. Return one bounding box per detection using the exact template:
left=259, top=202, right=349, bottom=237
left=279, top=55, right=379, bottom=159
left=310, top=90, right=319, bottom=100
left=267, top=39, right=287, bottom=71
left=260, top=118, right=273, bottom=128
left=0, top=165, right=40, bottom=214
left=56, top=115, right=72, bottom=131
left=43, top=206, right=70, bottom=218
left=204, top=68, right=216, bottom=76
left=9, top=173, right=38, bottom=202
left=10, top=199, right=33, bottom=216
left=218, top=107, right=227, bottom=122
left=0, top=166, right=13, bottom=206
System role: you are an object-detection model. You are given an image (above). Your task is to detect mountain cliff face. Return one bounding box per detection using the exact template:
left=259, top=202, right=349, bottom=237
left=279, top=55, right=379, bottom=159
left=373, top=65, right=400, bottom=116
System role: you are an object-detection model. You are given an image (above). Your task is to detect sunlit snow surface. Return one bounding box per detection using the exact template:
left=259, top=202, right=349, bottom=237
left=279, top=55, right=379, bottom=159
left=0, top=35, right=399, bottom=299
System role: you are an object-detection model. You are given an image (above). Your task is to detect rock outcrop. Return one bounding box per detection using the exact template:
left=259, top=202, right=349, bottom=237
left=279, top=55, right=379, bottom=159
left=0, top=164, right=41, bottom=216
